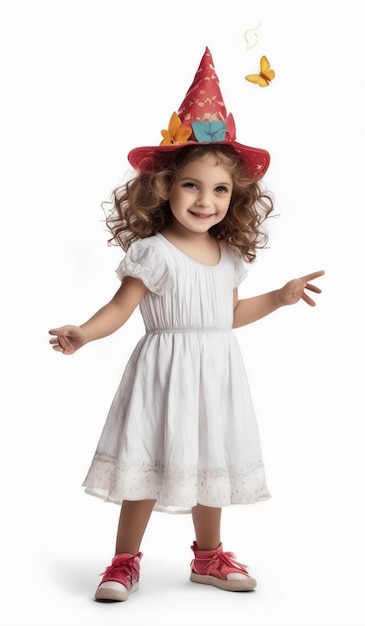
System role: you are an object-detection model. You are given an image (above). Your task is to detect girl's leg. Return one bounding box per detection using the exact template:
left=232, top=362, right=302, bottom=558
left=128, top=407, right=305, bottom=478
left=191, top=503, right=221, bottom=550
left=190, top=504, right=257, bottom=591
left=115, top=499, right=156, bottom=555
left=95, top=499, right=156, bottom=602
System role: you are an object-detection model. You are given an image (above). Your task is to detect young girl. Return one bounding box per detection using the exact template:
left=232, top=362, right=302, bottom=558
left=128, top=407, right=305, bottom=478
left=49, top=48, right=324, bottom=602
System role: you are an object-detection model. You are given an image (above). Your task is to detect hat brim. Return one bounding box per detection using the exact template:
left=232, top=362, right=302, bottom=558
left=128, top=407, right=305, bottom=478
left=128, top=141, right=270, bottom=180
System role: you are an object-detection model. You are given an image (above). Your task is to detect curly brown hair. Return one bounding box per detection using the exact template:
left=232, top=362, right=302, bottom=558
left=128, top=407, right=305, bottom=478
left=104, top=144, right=274, bottom=262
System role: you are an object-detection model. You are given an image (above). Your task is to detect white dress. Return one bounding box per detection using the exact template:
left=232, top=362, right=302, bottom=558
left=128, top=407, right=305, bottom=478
left=83, top=233, right=271, bottom=513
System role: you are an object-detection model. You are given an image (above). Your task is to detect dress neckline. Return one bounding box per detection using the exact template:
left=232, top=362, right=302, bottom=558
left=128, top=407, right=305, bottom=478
left=156, top=233, right=222, bottom=268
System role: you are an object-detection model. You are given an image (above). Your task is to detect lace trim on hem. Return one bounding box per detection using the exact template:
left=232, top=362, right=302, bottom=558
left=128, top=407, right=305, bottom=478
left=82, top=454, right=271, bottom=512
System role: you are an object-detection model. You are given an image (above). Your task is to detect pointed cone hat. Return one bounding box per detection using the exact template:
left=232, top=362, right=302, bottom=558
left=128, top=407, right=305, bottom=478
left=128, top=47, right=270, bottom=180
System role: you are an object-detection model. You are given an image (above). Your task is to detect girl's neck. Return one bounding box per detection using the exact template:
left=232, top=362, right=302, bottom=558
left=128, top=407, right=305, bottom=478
left=159, top=225, right=220, bottom=266
left=161, top=223, right=211, bottom=244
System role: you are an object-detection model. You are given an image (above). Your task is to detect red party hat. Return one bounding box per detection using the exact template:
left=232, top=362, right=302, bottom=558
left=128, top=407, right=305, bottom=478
left=128, top=47, right=270, bottom=179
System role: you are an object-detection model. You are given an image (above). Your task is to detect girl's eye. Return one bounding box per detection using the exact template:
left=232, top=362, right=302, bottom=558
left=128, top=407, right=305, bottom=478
left=216, top=185, right=229, bottom=194
left=182, top=182, right=197, bottom=189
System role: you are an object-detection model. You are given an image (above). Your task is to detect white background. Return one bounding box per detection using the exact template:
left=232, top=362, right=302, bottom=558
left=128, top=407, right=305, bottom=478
left=1, top=1, right=364, bottom=624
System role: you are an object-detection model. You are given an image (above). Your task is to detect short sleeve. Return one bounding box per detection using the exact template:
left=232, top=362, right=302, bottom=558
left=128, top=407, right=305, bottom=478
left=232, top=249, right=248, bottom=287
left=115, top=239, right=173, bottom=295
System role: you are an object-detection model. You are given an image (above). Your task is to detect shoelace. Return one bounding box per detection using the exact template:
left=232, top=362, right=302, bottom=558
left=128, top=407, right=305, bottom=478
left=100, top=555, right=139, bottom=581
left=203, top=549, right=250, bottom=577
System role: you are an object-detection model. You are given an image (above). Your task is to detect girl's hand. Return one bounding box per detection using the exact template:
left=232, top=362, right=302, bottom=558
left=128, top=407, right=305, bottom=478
left=278, top=270, right=325, bottom=307
left=48, top=325, right=88, bottom=355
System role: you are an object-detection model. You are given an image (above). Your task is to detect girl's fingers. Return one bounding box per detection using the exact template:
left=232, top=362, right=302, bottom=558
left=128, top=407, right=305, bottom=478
left=301, top=270, right=325, bottom=283
left=301, top=273, right=325, bottom=305
left=304, top=282, right=322, bottom=294
left=302, top=293, right=316, bottom=306
left=59, top=335, right=71, bottom=349
left=49, top=334, right=74, bottom=353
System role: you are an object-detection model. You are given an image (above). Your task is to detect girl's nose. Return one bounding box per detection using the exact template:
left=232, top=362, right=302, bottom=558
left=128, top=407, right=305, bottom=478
left=196, top=192, right=211, bottom=206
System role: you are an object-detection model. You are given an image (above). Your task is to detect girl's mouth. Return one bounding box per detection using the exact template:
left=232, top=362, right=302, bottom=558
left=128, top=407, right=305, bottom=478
left=189, top=211, right=214, bottom=219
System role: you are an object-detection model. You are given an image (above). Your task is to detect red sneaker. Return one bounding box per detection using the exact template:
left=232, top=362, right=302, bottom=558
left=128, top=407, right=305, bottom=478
left=190, top=541, right=256, bottom=591
left=95, top=552, right=143, bottom=602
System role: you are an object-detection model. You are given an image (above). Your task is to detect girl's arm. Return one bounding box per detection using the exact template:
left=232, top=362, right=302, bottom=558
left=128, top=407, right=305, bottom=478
left=49, top=276, right=148, bottom=354
left=233, top=270, right=325, bottom=328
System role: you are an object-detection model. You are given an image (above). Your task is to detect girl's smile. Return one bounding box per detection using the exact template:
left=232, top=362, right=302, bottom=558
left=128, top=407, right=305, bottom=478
left=188, top=210, right=216, bottom=219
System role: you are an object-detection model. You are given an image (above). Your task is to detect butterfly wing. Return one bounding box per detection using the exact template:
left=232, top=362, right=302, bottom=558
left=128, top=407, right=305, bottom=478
left=260, top=55, right=271, bottom=73
left=245, top=73, right=261, bottom=84
left=245, top=73, right=271, bottom=87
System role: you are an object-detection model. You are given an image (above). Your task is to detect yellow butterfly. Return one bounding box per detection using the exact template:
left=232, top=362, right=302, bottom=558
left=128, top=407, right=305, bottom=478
left=245, top=55, right=275, bottom=87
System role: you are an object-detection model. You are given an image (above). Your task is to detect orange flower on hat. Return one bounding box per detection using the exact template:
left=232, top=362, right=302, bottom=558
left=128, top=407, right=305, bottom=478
left=160, top=112, right=192, bottom=146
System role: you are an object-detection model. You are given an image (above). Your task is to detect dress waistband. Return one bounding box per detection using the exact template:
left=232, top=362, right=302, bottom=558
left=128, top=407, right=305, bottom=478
left=146, top=327, right=231, bottom=334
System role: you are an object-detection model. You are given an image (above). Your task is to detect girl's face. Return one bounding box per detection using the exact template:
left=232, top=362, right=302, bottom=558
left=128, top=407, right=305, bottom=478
left=167, top=155, right=233, bottom=235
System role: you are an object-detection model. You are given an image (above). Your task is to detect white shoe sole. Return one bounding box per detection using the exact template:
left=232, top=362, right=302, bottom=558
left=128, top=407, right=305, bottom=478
left=190, top=572, right=256, bottom=591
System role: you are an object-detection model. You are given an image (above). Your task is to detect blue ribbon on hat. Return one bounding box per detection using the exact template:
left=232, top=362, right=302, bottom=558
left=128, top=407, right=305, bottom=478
left=191, top=121, right=227, bottom=143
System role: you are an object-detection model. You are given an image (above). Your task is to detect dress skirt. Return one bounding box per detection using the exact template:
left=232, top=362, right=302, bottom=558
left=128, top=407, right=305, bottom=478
left=83, top=234, right=271, bottom=513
